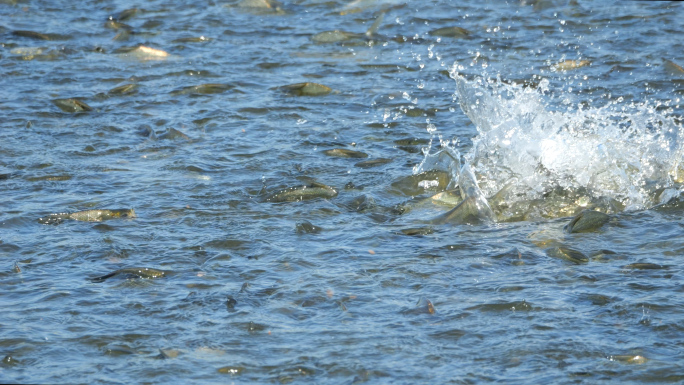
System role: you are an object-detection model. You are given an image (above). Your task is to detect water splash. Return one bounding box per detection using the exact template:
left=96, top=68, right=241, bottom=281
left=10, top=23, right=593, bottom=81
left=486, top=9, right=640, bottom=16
left=421, top=65, right=684, bottom=222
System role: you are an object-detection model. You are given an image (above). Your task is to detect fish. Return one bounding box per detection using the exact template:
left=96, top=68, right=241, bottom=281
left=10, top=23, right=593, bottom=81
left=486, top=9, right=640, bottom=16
left=157, top=128, right=190, bottom=140
left=218, top=366, right=244, bottom=375
left=400, top=227, right=434, bottom=236
left=10, top=47, right=44, bottom=58
left=108, top=84, right=139, bottom=96
left=390, top=170, right=451, bottom=197
left=338, top=0, right=405, bottom=15
left=323, top=148, right=369, bottom=158
left=432, top=196, right=488, bottom=225
left=157, top=348, right=180, bottom=359
left=393, top=138, right=430, bottom=146
left=170, top=83, right=234, bottom=96
left=295, top=220, right=323, bottom=234
left=172, top=36, right=211, bottom=44
left=90, top=267, right=167, bottom=283
left=429, top=26, right=470, bottom=38
left=52, top=98, right=92, bottom=113
left=311, top=30, right=359, bottom=44
left=430, top=189, right=463, bottom=207
left=267, top=182, right=338, bottom=202
left=433, top=163, right=496, bottom=224
left=546, top=246, right=589, bottom=264
left=113, top=8, right=141, bottom=22
left=623, top=263, right=666, bottom=270
left=12, top=30, right=70, bottom=41
left=116, top=45, right=169, bottom=61
left=344, top=194, right=376, bottom=212
left=402, top=297, right=435, bottom=315
left=39, top=209, right=136, bottom=224
left=564, top=210, right=610, bottom=233
left=609, top=355, right=648, bottom=364
left=277, top=82, right=332, bottom=96
left=311, top=12, right=384, bottom=44
left=112, top=30, right=132, bottom=42
left=104, top=20, right=132, bottom=30
left=552, top=59, right=591, bottom=71
left=234, top=0, right=286, bottom=15
left=68, top=209, right=136, bottom=222
left=354, top=158, right=392, bottom=168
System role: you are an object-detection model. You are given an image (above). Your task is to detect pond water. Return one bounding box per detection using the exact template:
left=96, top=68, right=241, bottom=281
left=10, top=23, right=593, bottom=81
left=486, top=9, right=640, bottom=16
left=1, top=0, right=684, bottom=383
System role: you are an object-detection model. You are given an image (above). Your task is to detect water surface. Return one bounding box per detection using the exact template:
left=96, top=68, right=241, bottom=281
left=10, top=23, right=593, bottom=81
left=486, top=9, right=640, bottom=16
left=1, top=0, right=684, bottom=383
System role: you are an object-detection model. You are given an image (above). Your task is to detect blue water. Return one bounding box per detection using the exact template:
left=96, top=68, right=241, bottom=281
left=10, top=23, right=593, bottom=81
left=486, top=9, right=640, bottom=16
left=1, top=0, right=684, bottom=383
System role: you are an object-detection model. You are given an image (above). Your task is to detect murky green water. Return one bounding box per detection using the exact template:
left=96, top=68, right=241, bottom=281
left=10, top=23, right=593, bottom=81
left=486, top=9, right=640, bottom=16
left=2, top=0, right=684, bottom=383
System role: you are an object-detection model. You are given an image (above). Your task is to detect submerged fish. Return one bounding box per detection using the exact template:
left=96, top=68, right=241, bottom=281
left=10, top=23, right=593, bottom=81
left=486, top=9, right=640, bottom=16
left=112, top=30, right=132, bottom=42
left=609, top=355, right=648, bottom=364
left=267, top=182, right=338, bottom=202
left=12, top=30, right=70, bottom=41
left=323, top=148, right=369, bottom=158
left=623, top=263, right=666, bottom=270
left=113, top=7, right=141, bottom=22
left=39, top=209, right=136, bottom=224
left=104, top=20, right=132, bottom=30
left=157, top=128, right=190, bottom=140
left=69, top=209, right=136, bottom=222
left=311, top=12, right=384, bottom=44
left=552, top=59, right=591, bottom=71
left=108, top=83, right=139, bottom=96
left=172, top=36, right=211, bottom=44
left=429, top=26, right=470, bottom=38
left=338, top=0, right=405, bottom=14
left=354, top=158, right=392, bottom=168
left=10, top=47, right=44, bottom=57
left=393, top=138, right=430, bottom=146
left=52, top=98, right=92, bottom=113
left=90, top=267, right=167, bottom=283
left=170, top=83, right=234, bottom=96
left=312, top=30, right=359, bottom=44
left=400, top=227, right=434, bottom=236
left=234, top=0, right=286, bottom=14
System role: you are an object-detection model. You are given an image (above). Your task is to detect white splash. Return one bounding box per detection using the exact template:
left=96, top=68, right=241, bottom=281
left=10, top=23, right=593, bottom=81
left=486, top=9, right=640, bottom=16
left=420, top=65, right=684, bottom=221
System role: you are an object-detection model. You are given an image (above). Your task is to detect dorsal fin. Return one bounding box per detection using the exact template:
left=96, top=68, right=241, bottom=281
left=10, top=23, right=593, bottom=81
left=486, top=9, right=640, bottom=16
left=365, top=12, right=385, bottom=37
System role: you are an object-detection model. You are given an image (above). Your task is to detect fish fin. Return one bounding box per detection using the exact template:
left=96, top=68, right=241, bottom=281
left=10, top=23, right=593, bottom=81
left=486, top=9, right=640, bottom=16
left=90, top=272, right=118, bottom=283
left=431, top=196, right=482, bottom=225
left=365, top=12, right=385, bottom=37
left=458, top=164, right=496, bottom=221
